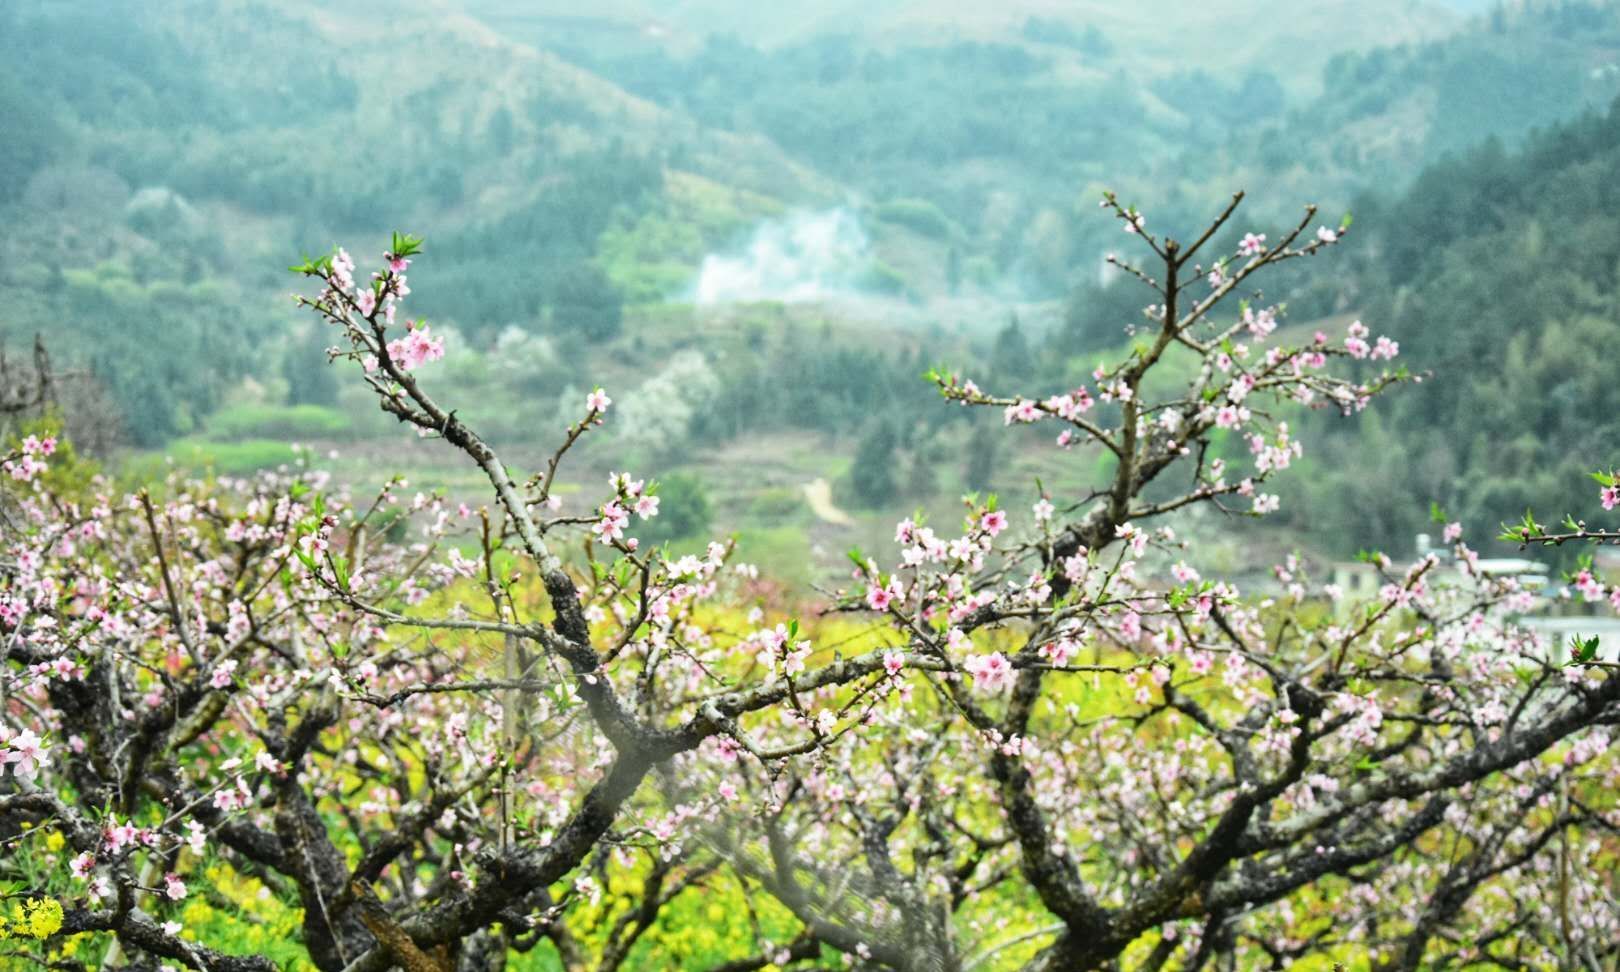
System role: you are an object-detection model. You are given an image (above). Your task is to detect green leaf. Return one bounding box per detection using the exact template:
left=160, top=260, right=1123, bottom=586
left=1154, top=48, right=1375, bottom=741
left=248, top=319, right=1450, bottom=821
left=390, top=231, right=424, bottom=258
left=1497, top=509, right=1544, bottom=543
left=1569, top=635, right=1600, bottom=665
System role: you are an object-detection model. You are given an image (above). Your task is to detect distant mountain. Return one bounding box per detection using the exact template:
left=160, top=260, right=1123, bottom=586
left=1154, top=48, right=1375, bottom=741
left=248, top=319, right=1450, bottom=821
left=1275, top=98, right=1620, bottom=557
left=3, top=0, right=1615, bottom=469
left=1135, top=0, right=1620, bottom=224
left=0, top=0, right=846, bottom=438
left=478, top=0, right=1463, bottom=84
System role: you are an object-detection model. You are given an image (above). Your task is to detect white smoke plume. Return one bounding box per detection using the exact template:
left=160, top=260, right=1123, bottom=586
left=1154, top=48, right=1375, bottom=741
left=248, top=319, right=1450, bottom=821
left=694, top=209, right=869, bottom=305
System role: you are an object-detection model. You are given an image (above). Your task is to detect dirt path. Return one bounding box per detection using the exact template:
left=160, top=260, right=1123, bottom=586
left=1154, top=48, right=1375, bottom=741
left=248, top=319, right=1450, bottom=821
left=803, top=477, right=855, bottom=526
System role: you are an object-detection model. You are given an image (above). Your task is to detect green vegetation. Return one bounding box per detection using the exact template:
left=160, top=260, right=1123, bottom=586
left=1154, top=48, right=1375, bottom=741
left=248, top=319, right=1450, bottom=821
left=4, top=0, right=1620, bottom=568
left=640, top=472, right=714, bottom=547
left=848, top=421, right=901, bottom=508
left=202, top=404, right=351, bottom=442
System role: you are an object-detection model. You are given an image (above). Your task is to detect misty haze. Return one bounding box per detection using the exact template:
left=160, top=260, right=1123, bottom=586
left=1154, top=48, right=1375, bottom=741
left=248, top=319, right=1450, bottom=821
left=2, top=1, right=1620, bottom=970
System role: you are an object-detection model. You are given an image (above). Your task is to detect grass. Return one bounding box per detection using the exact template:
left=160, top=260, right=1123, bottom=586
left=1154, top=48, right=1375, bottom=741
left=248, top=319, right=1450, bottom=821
left=127, top=438, right=305, bottom=479
left=202, top=403, right=353, bottom=441
left=729, top=525, right=816, bottom=588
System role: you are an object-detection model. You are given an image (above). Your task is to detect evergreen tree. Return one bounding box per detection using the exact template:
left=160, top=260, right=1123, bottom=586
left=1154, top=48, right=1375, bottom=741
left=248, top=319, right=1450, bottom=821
left=850, top=421, right=900, bottom=508
left=964, top=422, right=997, bottom=493
left=990, top=313, right=1033, bottom=383
left=638, top=472, right=712, bottom=547
left=284, top=333, right=339, bottom=408
left=550, top=261, right=624, bottom=341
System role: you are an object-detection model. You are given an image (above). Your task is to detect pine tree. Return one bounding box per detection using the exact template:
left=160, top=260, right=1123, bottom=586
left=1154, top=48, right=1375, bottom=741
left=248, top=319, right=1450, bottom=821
left=850, top=421, right=900, bottom=508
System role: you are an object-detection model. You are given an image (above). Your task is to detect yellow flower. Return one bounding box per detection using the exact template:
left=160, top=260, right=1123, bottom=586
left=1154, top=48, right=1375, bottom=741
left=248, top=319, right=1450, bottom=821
left=5, top=898, right=65, bottom=939
left=30, top=899, right=63, bottom=938
left=44, top=831, right=65, bottom=852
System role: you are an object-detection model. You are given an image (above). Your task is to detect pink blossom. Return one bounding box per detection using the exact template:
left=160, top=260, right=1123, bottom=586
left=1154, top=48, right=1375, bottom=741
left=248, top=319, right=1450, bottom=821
left=1239, top=232, right=1266, bottom=257
left=385, top=323, right=444, bottom=370
left=593, top=501, right=631, bottom=543
left=1040, top=639, right=1075, bottom=666
left=163, top=873, right=188, bottom=901
left=209, top=659, right=238, bottom=689
left=104, top=820, right=140, bottom=852
left=883, top=651, right=905, bottom=676
left=963, top=652, right=1014, bottom=692
left=331, top=248, right=355, bottom=291
left=20, top=435, right=55, bottom=457
left=70, top=852, right=96, bottom=879
left=1004, top=399, right=1041, bottom=425
left=1345, top=320, right=1370, bottom=359
left=586, top=388, right=611, bottom=413
left=980, top=510, right=1008, bottom=537
left=866, top=581, right=900, bottom=612
left=1, top=728, right=46, bottom=779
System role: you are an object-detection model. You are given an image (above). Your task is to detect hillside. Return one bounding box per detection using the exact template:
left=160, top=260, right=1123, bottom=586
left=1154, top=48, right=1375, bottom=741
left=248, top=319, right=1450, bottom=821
left=482, top=0, right=1461, bottom=81
left=4, top=0, right=1620, bottom=572
left=0, top=0, right=840, bottom=441
left=1280, top=99, right=1620, bottom=557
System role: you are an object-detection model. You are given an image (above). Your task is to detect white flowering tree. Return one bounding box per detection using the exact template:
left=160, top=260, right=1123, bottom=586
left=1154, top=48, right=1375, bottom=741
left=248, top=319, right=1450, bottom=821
left=0, top=197, right=1616, bottom=972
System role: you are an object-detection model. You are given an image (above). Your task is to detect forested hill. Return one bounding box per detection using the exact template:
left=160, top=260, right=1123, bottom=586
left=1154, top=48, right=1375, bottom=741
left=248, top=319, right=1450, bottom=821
left=0, top=0, right=831, bottom=442
left=1274, top=100, right=1620, bottom=557
left=1081, top=0, right=1620, bottom=278
left=2, top=0, right=1620, bottom=564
